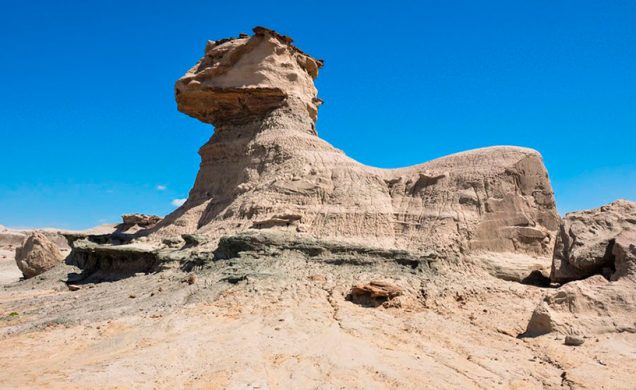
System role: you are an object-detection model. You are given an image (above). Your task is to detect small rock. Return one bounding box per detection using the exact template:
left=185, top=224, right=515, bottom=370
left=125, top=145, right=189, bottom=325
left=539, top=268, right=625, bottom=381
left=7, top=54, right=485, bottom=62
left=564, top=335, right=585, bottom=346
left=346, top=280, right=402, bottom=308
left=67, top=284, right=81, bottom=291
left=129, top=294, right=136, bottom=299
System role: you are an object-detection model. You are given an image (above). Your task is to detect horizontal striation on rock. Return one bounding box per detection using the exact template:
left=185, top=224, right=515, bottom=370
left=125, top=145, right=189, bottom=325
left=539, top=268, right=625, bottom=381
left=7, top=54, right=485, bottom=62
left=149, top=26, right=560, bottom=257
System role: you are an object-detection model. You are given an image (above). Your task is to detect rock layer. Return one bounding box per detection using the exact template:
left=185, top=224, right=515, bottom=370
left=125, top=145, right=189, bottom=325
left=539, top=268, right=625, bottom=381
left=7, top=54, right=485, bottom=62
left=150, top=27, right=560, bottom=257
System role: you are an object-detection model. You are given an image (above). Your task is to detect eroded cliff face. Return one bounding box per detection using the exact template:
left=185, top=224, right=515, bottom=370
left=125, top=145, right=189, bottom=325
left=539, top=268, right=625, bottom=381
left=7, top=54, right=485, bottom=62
left=153, top=27, right=560, bottom=256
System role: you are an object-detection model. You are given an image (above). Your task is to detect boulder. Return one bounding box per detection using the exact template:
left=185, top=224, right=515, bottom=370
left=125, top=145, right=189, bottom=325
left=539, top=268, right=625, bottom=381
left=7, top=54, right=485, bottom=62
left=524, top=273, right=636, bottom=336
left=15, top=232, right=65, bottom=279
left=551, top=199, right=636, bottom=283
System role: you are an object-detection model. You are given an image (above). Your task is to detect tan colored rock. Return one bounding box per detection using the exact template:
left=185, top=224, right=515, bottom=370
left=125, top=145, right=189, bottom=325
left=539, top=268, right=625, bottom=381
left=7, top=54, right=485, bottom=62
left=176, top=26, right=323, bottom=128
left=525, top=274, right=636, bottom=336
left=613, top=229, right=636, bottom=281
left=15, top=232, right=65, bottom=279
left=526, top=200, right=636, bottom=337
left=564, top=335, right=585, bottom=346
left=551, top=199, right=636, bottom=283
left=149, top=26, right=560, bottom=260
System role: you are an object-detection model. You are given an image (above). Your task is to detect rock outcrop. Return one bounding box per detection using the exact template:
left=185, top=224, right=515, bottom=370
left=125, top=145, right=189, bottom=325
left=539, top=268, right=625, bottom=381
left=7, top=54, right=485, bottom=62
left=551, top=199, right=636, bottom=283
left=525, top=200, right=636, bottom=337
left=147, top=26, right=560, bottom=258
left=121, top=214, right=162, bottom=227
left=15, top=232, right=65, bottom=279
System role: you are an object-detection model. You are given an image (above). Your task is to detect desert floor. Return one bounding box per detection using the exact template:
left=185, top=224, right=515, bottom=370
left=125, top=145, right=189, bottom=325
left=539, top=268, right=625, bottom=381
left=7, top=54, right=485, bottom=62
left=1, top=251, right=634, bottom=389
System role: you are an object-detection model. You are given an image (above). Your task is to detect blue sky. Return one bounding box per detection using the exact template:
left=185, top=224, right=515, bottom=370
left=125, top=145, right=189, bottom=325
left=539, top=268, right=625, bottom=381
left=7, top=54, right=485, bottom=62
left=1, top=1, right=634, bottom=229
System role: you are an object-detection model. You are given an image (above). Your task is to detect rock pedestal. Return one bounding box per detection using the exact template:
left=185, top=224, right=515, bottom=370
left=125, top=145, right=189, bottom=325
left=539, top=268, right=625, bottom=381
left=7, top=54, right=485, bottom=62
left=149, top=26, right=560, bottom=257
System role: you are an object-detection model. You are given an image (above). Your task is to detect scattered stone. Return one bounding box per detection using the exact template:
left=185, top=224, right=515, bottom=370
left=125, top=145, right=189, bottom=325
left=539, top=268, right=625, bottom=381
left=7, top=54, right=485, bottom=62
left=67, top=284, right=81, bottom=291
left=564, top=335, right=585, bottom=346
left=15, top=232, right=65, bottom=279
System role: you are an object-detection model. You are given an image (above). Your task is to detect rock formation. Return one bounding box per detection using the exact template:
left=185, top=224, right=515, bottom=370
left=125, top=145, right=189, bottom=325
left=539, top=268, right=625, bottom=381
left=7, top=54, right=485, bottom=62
left=3, top=27, right=636, bottom=389
left=146, top=26, right=560, bottom=258
left=551, top=199, right=636, bottom=283
left=15, top=231, right=66, bottom=279
left=121, top=214, right=162, bottom=227
left=525, top=200, right=636, bottom=336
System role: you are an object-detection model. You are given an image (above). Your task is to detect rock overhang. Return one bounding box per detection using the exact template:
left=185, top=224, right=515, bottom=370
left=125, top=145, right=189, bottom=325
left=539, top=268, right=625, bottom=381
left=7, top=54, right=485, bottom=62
left=175, top=26, right=324, bottom=127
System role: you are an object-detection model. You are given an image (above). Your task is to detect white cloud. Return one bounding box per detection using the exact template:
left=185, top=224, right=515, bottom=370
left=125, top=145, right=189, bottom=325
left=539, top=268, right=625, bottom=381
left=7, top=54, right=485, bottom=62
left=156, top=185, right=167, bottom=191
left=171, top=198, right=187, bottom=207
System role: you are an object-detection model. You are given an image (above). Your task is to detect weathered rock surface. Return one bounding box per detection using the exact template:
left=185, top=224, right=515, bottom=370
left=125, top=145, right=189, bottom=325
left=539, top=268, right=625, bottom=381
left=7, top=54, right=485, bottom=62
left=69, top=239, right=163, bottom=280
left=524, top=274, right=636, bottom=336
left=564, top=335, right=585, bottom=346
left=551, top=199, right=636, bottom=283
left=148, top=26, right=560, bottom=260
left=525, top=200, right=636, bottom=337
left=121, top=214, right=162, bottom=227
left=3, top=235, right=634, bottom=388
left=347, top=280, right=403, bottom=307
left=15, top=232, right=65, bottom=279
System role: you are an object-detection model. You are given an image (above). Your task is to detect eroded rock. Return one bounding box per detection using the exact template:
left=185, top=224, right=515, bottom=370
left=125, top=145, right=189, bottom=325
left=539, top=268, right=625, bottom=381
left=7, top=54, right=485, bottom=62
left=149, top=26, right=560, bottom=262
left=551, top=199, right=636, bottom=283
left=346, top=281, right=403, bottom=307
left=525, top=200, right=636, bottom=337
left=15, top=232, right=65, bottom=279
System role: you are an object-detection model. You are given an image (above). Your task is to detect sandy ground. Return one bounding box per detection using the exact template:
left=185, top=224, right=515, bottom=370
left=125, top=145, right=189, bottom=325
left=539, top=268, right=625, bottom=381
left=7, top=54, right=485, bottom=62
left=0, top=251, right=634, bottom=389
left=0, top=249, right=21, bottom=285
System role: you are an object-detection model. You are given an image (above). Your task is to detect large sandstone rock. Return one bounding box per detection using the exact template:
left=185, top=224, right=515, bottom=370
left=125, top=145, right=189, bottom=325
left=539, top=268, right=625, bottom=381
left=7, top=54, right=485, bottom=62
left=551, top=199, right=636, bottom=283
left=148, top=26, right=560, bottom=258
left=524, top=274, right=636, bottom=336
left=525, top=200, right=636, bottom=337
left=15, top=231, right=66, bottom=279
